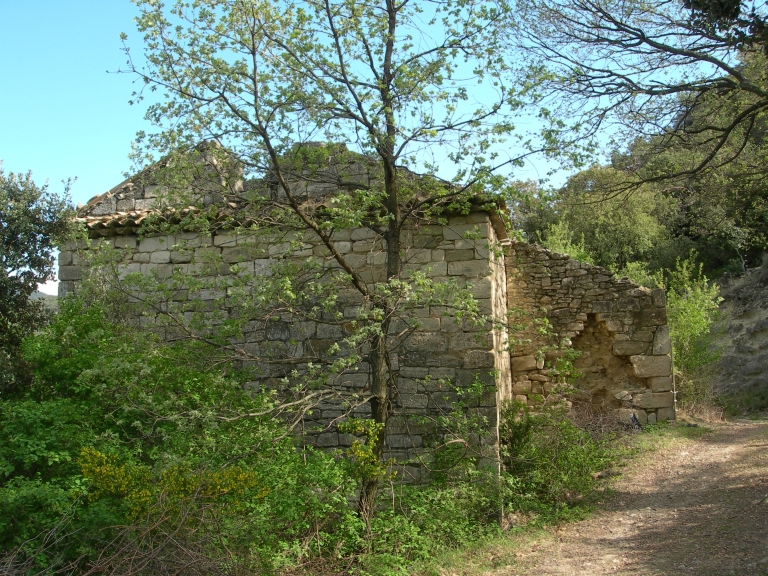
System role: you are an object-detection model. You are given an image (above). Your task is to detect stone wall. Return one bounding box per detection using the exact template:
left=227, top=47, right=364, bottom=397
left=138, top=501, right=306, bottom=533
left=61, top=163, right=675, bottom=481
left=503, top=240, right=674, bottom=424
left=60, top=211, right=510, bottom=481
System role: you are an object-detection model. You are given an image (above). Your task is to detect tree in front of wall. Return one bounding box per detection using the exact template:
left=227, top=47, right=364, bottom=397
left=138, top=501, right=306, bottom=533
left=115, top=0, right=570, bottom=523
left=0, top=167, right=71, bottom=393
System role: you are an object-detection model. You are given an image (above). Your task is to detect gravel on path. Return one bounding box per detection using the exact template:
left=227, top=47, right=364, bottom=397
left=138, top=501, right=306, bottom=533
left=488, top=421, right=768, bottom=576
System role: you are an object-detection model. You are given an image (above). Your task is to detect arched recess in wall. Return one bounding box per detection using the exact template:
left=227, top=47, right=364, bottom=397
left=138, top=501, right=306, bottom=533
left=569, top=313, right=646, bottom=409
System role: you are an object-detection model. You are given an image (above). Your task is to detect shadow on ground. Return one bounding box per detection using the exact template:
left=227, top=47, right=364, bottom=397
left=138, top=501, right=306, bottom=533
left=506, top=422, right=768, bottom=576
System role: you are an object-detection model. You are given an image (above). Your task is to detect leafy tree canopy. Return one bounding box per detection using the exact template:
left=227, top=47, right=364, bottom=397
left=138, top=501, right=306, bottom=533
left=684, top=0, right=768, bottom=50
left=0, top=167, right=72, bottom=392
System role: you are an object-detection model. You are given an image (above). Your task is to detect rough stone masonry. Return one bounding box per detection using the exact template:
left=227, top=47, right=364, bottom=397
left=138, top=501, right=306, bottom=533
left=504, top=241, right=674, bottom=426
left=60, top=159, right=674, bottom=477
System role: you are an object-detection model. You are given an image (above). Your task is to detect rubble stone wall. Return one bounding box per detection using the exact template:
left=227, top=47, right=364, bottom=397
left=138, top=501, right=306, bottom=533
left=60, top=205, right=675, bottom=483
left=503, top=240, right=674, bottom=424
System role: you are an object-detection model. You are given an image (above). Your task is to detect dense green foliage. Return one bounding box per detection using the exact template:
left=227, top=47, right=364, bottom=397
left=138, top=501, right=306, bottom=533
left=664, top=260, right=723, bottom=410
left=0, top=301, right=359, bottom=572
left=0, top=168, right=71, bottom=393
left=499, top=402, right=614, bottom=515
left=0, top=297, right=618, bottom=575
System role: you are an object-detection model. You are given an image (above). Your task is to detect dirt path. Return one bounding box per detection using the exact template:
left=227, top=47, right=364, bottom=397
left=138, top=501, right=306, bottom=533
left=487, top=421, right=768, bottom=576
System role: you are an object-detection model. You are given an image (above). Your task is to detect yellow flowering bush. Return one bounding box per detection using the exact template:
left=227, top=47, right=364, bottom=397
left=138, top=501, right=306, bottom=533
left=79, top=447, right=267, bottom=521
left=338, top=419, right=395, bottom=482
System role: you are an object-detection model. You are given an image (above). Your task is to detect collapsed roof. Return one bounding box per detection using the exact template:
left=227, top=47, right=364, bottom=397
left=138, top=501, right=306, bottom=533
left=76, top=142, right=509, bottom=239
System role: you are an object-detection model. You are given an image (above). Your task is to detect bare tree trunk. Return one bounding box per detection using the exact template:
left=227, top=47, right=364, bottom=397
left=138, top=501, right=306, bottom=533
left=358, top=333, right=389, bottom=525
left=358, top=152, right=401, bottom=525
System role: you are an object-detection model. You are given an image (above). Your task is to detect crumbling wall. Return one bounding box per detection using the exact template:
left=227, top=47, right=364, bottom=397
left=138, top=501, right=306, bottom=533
left=503, top=240, right=674, bottom=424
left=63, top=155, right=676, bottom=479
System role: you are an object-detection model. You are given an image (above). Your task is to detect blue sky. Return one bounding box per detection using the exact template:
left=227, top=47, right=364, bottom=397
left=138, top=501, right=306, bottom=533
left=0, top=1, right=150, bottom=208
left=1, top=1, right=154, bottom=293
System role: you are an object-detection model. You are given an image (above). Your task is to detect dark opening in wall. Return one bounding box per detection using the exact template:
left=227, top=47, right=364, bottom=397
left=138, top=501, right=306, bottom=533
left=570, top=314, right=642, bottom=408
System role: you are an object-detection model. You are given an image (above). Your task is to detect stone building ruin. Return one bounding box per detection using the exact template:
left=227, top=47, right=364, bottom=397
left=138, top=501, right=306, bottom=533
left=60, top=151, right=674, bottom=477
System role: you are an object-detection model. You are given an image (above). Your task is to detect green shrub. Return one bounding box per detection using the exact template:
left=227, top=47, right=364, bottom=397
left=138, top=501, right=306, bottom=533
left=622, top=256, right=724, bottom=413
left=499, top=402, right=613, bottom=514
left=666, top=258, right=722, bottom=373
left=665, top=257, right=723, bottom=411
left=0, top=299, right=361, bottom=572
left=540, top=221, right=595, bottom=264
left=361, top=469, right=503, bottom=575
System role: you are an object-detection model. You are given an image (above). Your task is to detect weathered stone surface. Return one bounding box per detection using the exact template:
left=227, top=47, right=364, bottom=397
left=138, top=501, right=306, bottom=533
left=388, top=434, right=422, bottom=448
left=592, top=301, right=613, bottom=313
left=443, top=223, right=489, bottom=240
left=511, top=355, right=537, bottom=372
left=150, top=251, right=171, bottom=263
left=171, top=249, right=193, bottom=264
left=630, top=354, right=672, bottom=378
left=447, top=260, right=490, bottom=277
left=139, top=236, right=174, bottom=252
left=456, top=369, right=495, bottom=388
left=351, top=227, right=377, bottom=241
left=615, top=408, right=634, bottom=424
left=631, top=330, right=654, bottom=342
left=400, top=366, right=428, bottom=378
left=401, top=394, right=429, bottom=409
left=657, top=407, right=675, bottom=421
left=445, top=249, right=475, bottom=262
left=652, top=325, right=671, bottom=355
left=512, top=381, right=531, bottom=395
left=58, top=266, right=82, bottom=281
left=633, top=391, right=674, bottom=409
left=317, top=324, right=343, bottom=339
left=58, top=281, right=75, bottom=297
left=638, top=308, right=667, bottom=327
left=315, top=433, right=339, bottom=447
left=463, top=350, right=496, bottom=368
left=449, top=332, right=490, bottom=350
left=648, top=376, right=673, bottom=392
left=618, top=297, right=641, bottom=311
left=430, top=367, right=456, bottom=379
left=403, top=332, right=446, bottom=351
left=114, top=236, right=137, bottom=249
left=613, top=340, right=649, bottom=356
